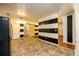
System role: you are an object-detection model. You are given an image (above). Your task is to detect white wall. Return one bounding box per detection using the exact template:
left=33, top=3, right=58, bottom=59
left=39, top=23, right=58, bottom=29
left=62, top=16, right=67, bottom=43
left=12, top=21, right=20, bottom=39
left=73, top=3, right=79, bottom=56
left=10, top=18, right=26, bottom=39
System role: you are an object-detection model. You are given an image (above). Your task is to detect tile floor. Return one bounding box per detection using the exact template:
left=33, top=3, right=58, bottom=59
left=11, top=36, right=75, bottom=56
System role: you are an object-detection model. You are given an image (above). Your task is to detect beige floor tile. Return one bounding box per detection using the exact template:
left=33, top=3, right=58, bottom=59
left=11, top=36, right=74, bottom=56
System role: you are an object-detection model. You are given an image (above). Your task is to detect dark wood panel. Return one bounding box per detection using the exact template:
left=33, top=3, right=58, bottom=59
left=20, top=24, right=24, bottom=27
left=20, top=29, right=24, bottom=32
left=67, top=15, right=73, bottom=43
left=35, top=33, right=38, bottom=35
left=39, top=18, right=58, bottom=25
left=39, top=28, right=58, bottom=33
left=20, top=35, right=24, bottom=37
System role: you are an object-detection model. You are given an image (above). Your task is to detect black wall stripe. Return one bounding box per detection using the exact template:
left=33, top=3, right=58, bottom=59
left=35, top=25, right=38, bottom=36
left=39, top=18, right=58, bottom=25
left=67, top=15, right=73, bottom=43
left=39, top=36, right=58, bottom=44
left=20, top=24, right=24, bottom=27
left=39, top=28, right=58, bottom=33
left=35, top=33, right=38, bottom=35
left=20, top=34, right=24, bottom=37
left=20, top=29, right=24, bottom=32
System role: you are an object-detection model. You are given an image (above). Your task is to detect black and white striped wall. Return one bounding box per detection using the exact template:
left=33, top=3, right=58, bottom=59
left=35, top=25, right=39, bottom=36
left=38, top=13, right=58, bottom=44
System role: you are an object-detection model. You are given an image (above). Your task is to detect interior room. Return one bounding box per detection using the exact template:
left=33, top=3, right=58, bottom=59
left=0, top=3, right=79, bottom=56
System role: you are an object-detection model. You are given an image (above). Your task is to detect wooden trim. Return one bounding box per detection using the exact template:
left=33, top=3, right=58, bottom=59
left=58, top=17, right=63, bottom=46
left=58, top=16, right=75, bottom=50
left=58, top=35, right=63, bottom=46
left=63, top=43, right=75, bottom=49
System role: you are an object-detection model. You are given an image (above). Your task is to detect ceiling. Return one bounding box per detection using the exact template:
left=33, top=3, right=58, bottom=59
left=0, top=3, right=63, bottom=22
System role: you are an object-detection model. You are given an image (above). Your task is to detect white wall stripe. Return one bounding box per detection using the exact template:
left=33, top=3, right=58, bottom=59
left=63, top=16, right=67, bottom=43
left=35, top=27, right=38, bottom=29
left=39, top=32, right=58, bottom=39
left=39, top=23, right=58, bottom=29
left=35, top=31, right=39, bottom=33
left=38, top=13, right=58, bottom=41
